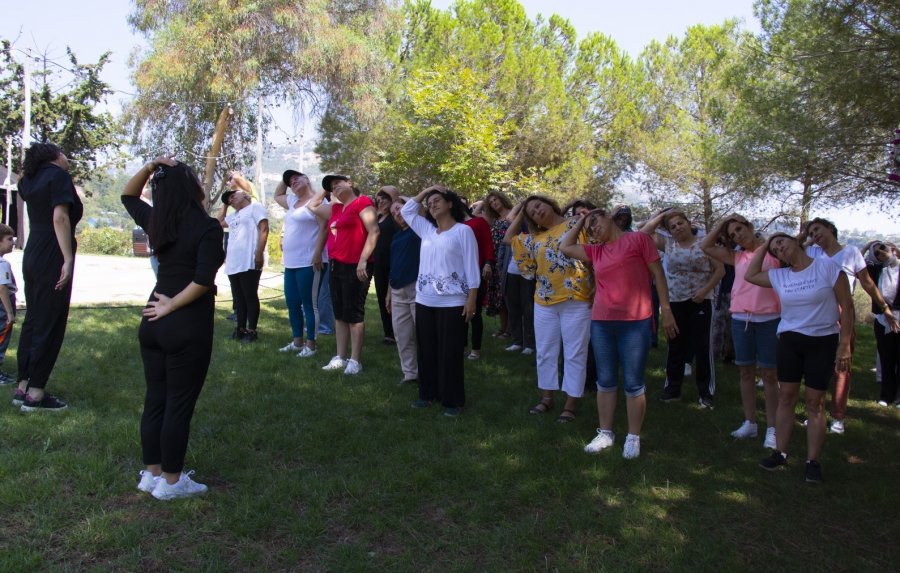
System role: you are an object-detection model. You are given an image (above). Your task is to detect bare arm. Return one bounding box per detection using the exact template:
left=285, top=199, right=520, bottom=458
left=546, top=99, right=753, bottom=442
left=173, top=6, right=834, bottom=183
left=356, top=206, right=380, bottom=281
left=217, top=203, right=229, bottom=228
left=502, top=202, right=525, bottom=245
left=0, top=284, right=13, bottom=325
left=255, top=219, right=269, bottom=270
left=744, top=239, right=774, bottom=288
left=700, top=218, right=735, bottom=266
left=142, top=283, right=210, bottom=322
left=307, top=190, right=333, bottom=221
left=638, top=210, right=668, bottom=251
left=559, top=214, right=590, bottom=262
left=649, top=260, right=679, bottom=339
left=123, top=155, right=177, bottom=198
left=273, top=181, right=289, bottom=209
left=312, top=216, right=328, bottom=272
left=693, top=257, right=726, bottom=303
left=857, top=267, right=899, bottom=332
left=52, top=204, right=73, bottom=290
left=833, top=272, right=855, bottom=371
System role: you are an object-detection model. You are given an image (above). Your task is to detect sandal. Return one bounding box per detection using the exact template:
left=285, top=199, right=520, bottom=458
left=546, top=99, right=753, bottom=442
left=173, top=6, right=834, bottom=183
left=528, top=399, right=553, bottom=414
left=556, top=409, right=576, bottom=423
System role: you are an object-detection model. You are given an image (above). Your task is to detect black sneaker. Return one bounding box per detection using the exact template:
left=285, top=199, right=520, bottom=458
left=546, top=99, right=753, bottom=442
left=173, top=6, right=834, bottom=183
left=759, top=450, right=787, bottom=471
left=658, top=389, right=680, bottom=402
left=804, top=460, right=823, bottom=483
left=11, top=388, right=26, bottom=406
left=20, top=394, right=68, bottom=413
left=0, top=371, right=16, bottom=385
left=230, top=328, right=246, bottom=341
left=241, top=330, right=258, bottom=344
left=226, top=313, right=237, bottom=321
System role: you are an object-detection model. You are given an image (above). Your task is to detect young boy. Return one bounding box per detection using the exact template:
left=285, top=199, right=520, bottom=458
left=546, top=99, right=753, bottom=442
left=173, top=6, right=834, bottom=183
left=0, top=224, right=17, bottom=384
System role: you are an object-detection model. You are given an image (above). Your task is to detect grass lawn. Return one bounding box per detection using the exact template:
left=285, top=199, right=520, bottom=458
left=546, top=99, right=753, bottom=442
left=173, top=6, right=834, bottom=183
left=1, top=285, right=898, bottom=572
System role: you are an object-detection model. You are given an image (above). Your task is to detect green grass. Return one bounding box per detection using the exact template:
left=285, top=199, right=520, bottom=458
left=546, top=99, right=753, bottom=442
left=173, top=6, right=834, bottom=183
left=1, top=289, right=898, bottom=572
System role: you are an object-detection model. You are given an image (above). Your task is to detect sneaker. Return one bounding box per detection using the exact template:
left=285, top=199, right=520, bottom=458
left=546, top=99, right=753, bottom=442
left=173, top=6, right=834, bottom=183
left=763, top=427, right=776, bottom=449
left=343, top=359, right=362, bottom=375
left=151, top=470, right=208, bottom=500
left=230, top=328, right=245, bottom=340
left=466, top=352, right=480, bottom=360
left=829, top=419, right=845, bottom=434
left=411, top=399, right=431, bottom=408
left=137, top=470, right=160, bottom=493
left=226, top=312, right=237, bottom=321
left=804, top=460, right=823, bottom=483
left=11, top=388, right=26, bottom=406
left=398, top=377, right=418, bottom=386
left=240, top=330, right=258, bottom=344
left=658, top=389, right=680, bottom=402
left=756, top=378, right=764, bottom=388
left=21, top=394, right=68, bottom=412
left=322, top=356, right=346, bottom=371
left=505, top=344, right=523, bottom=352
left=731, top=420, right=758, bottom=439
left=623, top=434, right=641, bottom=459
left=444, top=407, right=462, bottom=417
left=877, top=400, right=889, bottom=407
left=0, top=372, right=16, bottom=385
left=279, top=341, right=303, bottom=353
left=521, top=347, right=535, bottom=356
left=698, top=397, right=714, bottom=410
left=297, top=346, right=317, bottom=358
left=759, top=450, right=788, bottom=471
left=584, top=429, right=615, bottom=454
left=683, top=363, right=692, bottom=376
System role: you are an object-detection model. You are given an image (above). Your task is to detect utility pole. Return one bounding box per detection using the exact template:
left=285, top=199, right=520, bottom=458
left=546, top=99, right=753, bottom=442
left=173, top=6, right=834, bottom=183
left=19, top=49, right=32, bottom=244
left=255, top=94, right=264, bottom=204
left=4, top=136, right=11, bottom=225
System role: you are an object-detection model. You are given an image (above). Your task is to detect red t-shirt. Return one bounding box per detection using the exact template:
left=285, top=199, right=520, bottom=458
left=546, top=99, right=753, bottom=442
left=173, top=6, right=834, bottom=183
left=327, top=195, right=375, bottom=264
left=463, top=217, right=495, bottom=266
left=583, top=232, right=660, bottom=321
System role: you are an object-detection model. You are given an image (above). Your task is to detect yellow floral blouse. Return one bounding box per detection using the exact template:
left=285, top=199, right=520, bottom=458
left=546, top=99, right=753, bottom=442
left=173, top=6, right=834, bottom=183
left=514, top=219, right=594, bottom=306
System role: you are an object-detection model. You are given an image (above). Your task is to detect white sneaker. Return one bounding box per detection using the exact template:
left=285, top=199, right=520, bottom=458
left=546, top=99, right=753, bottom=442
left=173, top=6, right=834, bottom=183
left=296, top=346, right=317, bottom=358
left=763, top=427, right=776, bottom=449
left=623, top=434, right=641, bottom=459
left=322, top=356, right=346, bottom=371
left=137, top=470, right=160, bottom=493
left=683, top=363, right=692, bottom=376
left=584, top=429, right=615, bottom=454
left=279, top=341, right=303, bottom=353
left=151, top=470, right=208, bottom=500
left=505, top=344, right=523, bottom=352
left=343, top=359, right=362, bottom=375
left=731, top=420, right=758, bottom=439
left=830, top=419, right=845, bottom=434
left=521, top=347, right=535, bottom=355
left=877, top=400, right=889, bottom=407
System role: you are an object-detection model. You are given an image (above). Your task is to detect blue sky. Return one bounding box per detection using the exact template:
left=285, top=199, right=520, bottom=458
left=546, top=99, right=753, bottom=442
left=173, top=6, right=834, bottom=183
left=2, top=1, right=892, bottom=233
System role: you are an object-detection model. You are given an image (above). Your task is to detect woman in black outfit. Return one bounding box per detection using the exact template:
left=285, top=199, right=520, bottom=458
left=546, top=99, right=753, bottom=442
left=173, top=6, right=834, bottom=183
left=14, top=142, right=82, bottom=412
left=122, top=156, right=225, bottom=500
left=373, top=186, right=399, bottom=344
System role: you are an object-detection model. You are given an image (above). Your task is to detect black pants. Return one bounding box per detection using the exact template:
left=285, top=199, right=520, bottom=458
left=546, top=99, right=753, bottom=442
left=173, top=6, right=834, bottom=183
left=664, top=299, right=714, bottom=399
left=228, top=269, right=262, bottom=330
left=875, top=321, right=900, bottom=403
left=464, top=281, right=487, bottom=351
left=17, top=255, right=74, bottom=389
left=139, top=296, right=214, bottom=473
left=373, top=263, right=394, bottom=339
left=417, top=303, right=466, bottom=408
left=505, top=274, right=535, bottom=348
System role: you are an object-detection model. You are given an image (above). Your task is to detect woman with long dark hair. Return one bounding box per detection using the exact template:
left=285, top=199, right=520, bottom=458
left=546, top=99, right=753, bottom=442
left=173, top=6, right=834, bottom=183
left=122, top=156, right=225, bottom=499
left=13, top=142, right=82, bottom=412
left=372, top=186, right=400, bottom=345
left=482, top=191, right=514, bottom=338
left=865, top=241, right=900, bottom=406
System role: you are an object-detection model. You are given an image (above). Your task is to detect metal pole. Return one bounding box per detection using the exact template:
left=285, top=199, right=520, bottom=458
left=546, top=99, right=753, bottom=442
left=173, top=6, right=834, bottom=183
left=4, top=136, right=11, bottom=225
left=19, top=49, right=32, bottom=244
left=255, top=94, right=264, bottom=204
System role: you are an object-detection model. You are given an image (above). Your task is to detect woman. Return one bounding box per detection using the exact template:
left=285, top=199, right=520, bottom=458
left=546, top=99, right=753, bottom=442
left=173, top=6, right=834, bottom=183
left=273, top=170, right=328, bottom=358
left=401, top=186, right=479, bottom=416
left=561, top=209, right=677, bottom=458
left=482, top=191, right=514, bottom=337
left=372, top=186, right=400, bottom=345
left=641, top=209, right=724, bottom=408
left=13, top=142, right=82, bottom=412
left=122, top=156, right=225, bottom=499
left=504, top=196, right=593, bottom=423
left=866, top=242, right=900, bottom=406
left=308, top=179, right=380, bottom=375
left=462, top=202, right=494, bottom=360
left=701, top=214, right=781, bottom=448
left=801, top=218, right=898, bottom=433
left=386, top=197, right=422, bottom=385
left=746, top=233, right=854, bottom=483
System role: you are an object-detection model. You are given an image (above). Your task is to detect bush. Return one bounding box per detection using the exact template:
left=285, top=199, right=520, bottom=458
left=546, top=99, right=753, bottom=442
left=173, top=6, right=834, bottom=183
left=77, top=227, right=132, bottom=256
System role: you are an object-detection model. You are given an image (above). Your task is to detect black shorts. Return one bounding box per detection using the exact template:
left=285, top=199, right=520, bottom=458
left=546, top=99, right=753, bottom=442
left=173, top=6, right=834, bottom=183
left=330, top=260, right=372, bottom=324
left=776, top=331, right=839, bottom=391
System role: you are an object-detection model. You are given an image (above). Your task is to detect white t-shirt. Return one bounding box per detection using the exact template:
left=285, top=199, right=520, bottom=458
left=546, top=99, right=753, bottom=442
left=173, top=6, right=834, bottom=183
left=0, top=256, right=17, bottom=294
left=768, top=257, right=841, bottom=337
left=806, top=244, right=865, bottom=294
left=282, top=194, right=328, bottom=269
left=401, top=199, right=481, bottom=308
left=225, top=202, right=268, bottom=275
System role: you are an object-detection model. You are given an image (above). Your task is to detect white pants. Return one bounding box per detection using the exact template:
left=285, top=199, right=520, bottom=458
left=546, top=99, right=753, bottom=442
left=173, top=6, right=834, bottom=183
left=534, top=300, right=591, bottom=398
left=390, top=283, right=418, bottom=380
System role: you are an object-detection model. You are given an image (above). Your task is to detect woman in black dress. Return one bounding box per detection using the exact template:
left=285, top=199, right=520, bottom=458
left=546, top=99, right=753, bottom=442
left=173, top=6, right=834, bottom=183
left=122, top=156, right=225, bottom=500
left=14, top=143, right=82, bottom=412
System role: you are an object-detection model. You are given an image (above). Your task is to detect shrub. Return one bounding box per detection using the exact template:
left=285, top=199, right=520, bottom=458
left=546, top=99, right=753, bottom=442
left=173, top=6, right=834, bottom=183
left=77, top=227, right=132, bottom=256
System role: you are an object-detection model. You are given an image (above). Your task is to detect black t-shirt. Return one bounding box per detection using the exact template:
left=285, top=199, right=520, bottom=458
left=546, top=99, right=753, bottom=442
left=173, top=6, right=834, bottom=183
left=373, top=215, right=399, bottom=267
left=18, top=164, right=84, bottom=266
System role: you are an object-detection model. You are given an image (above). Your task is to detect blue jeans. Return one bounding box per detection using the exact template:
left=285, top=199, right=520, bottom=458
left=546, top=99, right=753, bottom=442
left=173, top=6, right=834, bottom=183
left=284, top=266, right=325, bottom=341
left=731, top=317, right=779, bottom=369
left=591, top=319, right=651, bottom=398
left=317, top=263, right=335, bottom=334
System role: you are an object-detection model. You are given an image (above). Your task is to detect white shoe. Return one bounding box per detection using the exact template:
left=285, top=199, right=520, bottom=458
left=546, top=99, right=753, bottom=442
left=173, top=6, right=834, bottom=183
left=296, top=346, right=317, bottom=358
left=322, top=356, right=346, bottom=371
left=521, top=347, right=535, bottom=356
left=343, top=359, right=362, bottom=375
left=584, top=429, right=615, bottom=454
left=830, top=419, right=845, bottom=434
left=623, top=434, right=640, bottom=459
left=279, top=341, right=303, bottom=353
left=756, top=378, right=764, bottom=388
left=505, top=344, right=523, bottom=352
left=151, top=470, right=208, bottom=500
left=877, top=400, right=889, bottom=407
left=763, top=427, right=776, bottom=449
left=683, top=363, right=692, bottom=376
left=137, top=470, right=160, bottom=493
left=731, top=420, right=758, bottom=439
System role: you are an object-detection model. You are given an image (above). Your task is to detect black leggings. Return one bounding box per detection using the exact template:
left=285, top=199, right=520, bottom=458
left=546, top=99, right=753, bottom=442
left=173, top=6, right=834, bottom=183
left=464, top=281, right=487, bottom=351
left=17, top=261, right=74, bottom=390
left=874, top=321, right=900, bottom=403
left=373, top=263, right=394, bottom=339
left=664, top=299, right=714, bottom=399
left=229, top=270, right=262, bottom=330
left=139, top=297, right=214, bottom=473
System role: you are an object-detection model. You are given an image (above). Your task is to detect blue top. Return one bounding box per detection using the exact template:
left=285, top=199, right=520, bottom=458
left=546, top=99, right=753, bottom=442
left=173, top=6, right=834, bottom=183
left=389, top=226, right=421, bottom=289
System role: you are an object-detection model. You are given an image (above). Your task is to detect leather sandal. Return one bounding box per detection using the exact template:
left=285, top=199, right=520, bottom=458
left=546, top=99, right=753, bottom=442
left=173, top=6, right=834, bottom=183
left=528, top=398, right=553, bottom=414
left=556, top=409, right=576, bottom=423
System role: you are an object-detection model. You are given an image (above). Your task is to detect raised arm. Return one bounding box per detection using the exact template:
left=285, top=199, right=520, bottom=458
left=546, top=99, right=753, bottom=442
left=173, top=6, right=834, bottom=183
left=857, top=267, right=899, bottom=332
left=638, top=209, right=669, bottom=251
left=123, top=155, right=177, bottom=198
left=273, top=181, right=289, bottom=209
left=502, top=201, right=526, bottom=245
left=700, top=217, right=736, bottom=266
left=307, top=190, right=333, bottom=221
left=559, top=213, right=590, bottom=262
left=744, top=239, right=773, bottom=288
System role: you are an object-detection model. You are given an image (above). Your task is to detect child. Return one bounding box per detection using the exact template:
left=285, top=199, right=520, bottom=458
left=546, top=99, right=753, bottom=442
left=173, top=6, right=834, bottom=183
left=0, top=224, right=16, bottom=384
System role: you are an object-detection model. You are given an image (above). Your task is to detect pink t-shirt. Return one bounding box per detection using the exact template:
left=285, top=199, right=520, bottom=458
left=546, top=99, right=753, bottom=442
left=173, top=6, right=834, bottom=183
left=730, top=249, right=781, bottom=316
left=584, top=232, right=660, bottom=321
left=327, top=195, right=375, bottom=264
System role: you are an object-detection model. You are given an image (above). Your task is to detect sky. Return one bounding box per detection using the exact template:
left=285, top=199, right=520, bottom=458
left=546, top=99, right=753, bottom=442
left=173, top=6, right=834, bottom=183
left=2, top=1, right=894, bottom=234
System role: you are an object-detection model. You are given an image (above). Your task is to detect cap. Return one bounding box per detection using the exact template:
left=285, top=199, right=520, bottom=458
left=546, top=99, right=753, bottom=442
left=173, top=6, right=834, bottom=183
left=221, top=190, right=236, bottom=205
left=322, top=174, right=350, bottom=192
left=282, top=169, right=305, bottom=187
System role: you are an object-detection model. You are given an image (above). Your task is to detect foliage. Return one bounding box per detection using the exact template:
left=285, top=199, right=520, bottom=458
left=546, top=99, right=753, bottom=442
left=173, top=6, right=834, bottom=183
left=76, top=226, right=133, bottom=256
left=79, top=171, right=138, bottom=229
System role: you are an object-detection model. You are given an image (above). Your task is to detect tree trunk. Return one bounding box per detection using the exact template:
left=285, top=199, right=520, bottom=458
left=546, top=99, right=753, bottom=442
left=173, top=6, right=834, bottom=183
left=701, top=180, right=713, bottom=231
left=202, top=105, right=232, bottom=210
left=799, top=169, right=812, bottom=230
